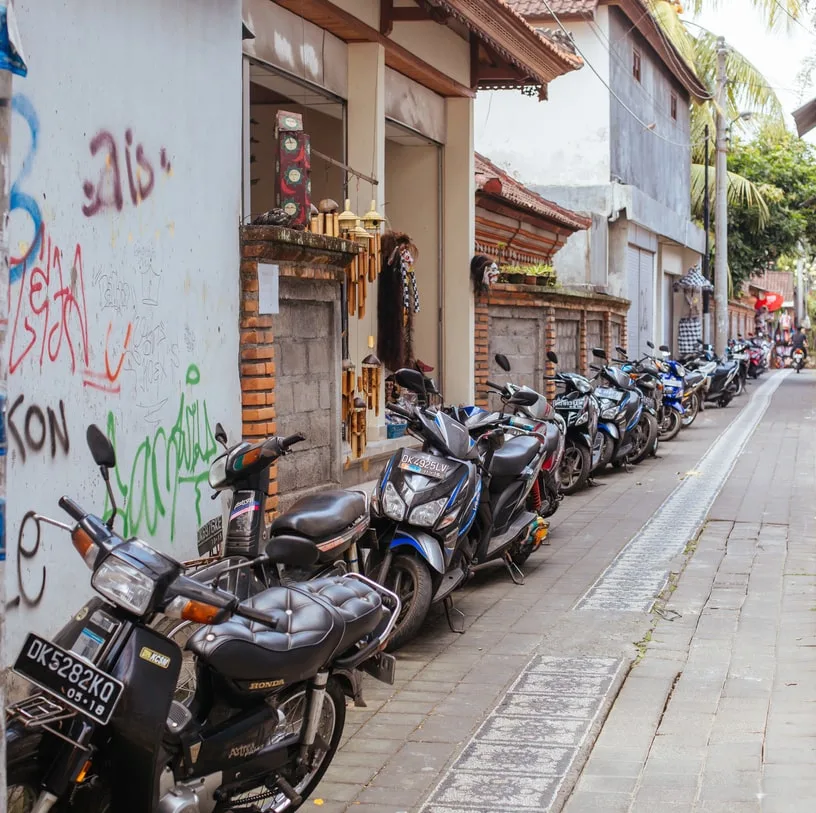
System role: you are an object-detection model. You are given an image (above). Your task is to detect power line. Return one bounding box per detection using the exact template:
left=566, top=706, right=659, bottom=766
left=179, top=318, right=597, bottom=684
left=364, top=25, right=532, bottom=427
left=772, top=0, right=816, bottom=39
left=538, top=0, right=709, bottom=149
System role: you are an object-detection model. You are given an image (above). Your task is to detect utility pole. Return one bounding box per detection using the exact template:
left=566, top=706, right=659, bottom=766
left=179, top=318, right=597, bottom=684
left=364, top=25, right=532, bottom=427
left=702, top=124, right=711, bottom=343
left=714, top=36, right=729, bottom=356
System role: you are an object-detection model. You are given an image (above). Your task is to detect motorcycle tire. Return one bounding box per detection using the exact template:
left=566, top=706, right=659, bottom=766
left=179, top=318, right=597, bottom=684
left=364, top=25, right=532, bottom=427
left=718, top=394, right=733, bottom=408
left=596, top=434, right=615, bottom=470
left=658, top=409, right=682, bottom=442
left=382, top=554, right=433, bottom=653
left=558, top=440, right=591, bottom=495
left=797, top=366, right=801, bottom=374
left=734, top=376, right=745, bottom=397
left=682, top=392, right=700, bottom=428
left=630, top=412, right=658, bottom=465
left=153, top=616, right=203, bottom=706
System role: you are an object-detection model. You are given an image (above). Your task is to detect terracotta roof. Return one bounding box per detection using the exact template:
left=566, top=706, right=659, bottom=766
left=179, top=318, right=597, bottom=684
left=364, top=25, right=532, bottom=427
left=475, top=153, right=591, bottom=231
left=749, top=270, right=795, bottom=304
left=506, top=0, right=710, bottom=101
left=509, top=0, right=597, bottom=16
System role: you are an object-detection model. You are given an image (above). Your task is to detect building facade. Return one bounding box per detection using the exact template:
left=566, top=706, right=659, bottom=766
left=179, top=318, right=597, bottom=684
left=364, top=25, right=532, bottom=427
left=476, top=0, right=708, bottom=356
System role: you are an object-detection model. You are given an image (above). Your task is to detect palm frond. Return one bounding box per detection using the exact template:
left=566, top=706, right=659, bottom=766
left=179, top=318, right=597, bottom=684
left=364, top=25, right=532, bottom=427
left=682, top=0, right=803, bottom=31
left=690, top=163, right=772, bottom=228
left=646, top=2, right=699, bottom=69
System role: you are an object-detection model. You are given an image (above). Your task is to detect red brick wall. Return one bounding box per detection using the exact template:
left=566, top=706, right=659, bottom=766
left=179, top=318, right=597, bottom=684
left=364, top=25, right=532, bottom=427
left=475, top=283, right=629, bottom=407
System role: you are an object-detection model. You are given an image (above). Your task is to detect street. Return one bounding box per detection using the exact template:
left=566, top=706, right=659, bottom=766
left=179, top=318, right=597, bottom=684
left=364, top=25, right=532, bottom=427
left=309, top=370, right=815, bottom=812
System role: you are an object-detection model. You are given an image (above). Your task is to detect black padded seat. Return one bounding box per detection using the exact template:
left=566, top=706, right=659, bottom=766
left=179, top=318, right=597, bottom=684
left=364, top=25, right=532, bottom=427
left=270, top=490, right=366, bottom=541
left=186, top=577, right=382, bottom=683
left=490, top=436, right=540, bottom=479
left=685, top=370, right=704, bottom=387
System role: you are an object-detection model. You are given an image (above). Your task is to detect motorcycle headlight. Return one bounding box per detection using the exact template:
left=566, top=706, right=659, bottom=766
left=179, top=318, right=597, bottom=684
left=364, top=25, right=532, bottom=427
left=409, top=498, right=447, bottom=528
left=382, top=481, right=406, bottom=522
left=575, top=412, right=588, bottom=426
left=601, top=407, right=617, bottom=420
left=92, top=555, right=156, bottom=615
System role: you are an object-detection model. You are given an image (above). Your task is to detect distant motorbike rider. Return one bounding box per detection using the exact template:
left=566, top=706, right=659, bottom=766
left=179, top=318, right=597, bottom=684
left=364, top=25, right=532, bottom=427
left=791, top=326, right=808, bottom=361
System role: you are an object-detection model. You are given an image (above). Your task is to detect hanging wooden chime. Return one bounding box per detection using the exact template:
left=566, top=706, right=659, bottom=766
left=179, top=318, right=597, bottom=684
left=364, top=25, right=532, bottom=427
left=350, top=396, right=368, bottom=458
left=342, top=360, right=356, bottom=427
left=361, top=353, right=382, bottom=416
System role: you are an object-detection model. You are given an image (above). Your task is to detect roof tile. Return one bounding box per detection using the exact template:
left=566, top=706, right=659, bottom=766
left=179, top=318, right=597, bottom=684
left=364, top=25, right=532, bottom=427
left=506, top=0, right=598, bottom=17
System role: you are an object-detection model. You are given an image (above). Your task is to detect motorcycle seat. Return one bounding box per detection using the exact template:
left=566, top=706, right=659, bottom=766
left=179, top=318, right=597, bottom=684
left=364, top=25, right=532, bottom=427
left=187, top=577, right=383, bottom=682
left=685, top=371, right=704, bottom=387
left=490, top=435, right=540, bottom=478
left=270, top=490, right=366, bottom=541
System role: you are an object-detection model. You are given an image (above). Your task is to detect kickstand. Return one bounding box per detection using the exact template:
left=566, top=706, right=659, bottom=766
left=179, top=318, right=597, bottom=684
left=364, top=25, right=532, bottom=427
left=443, top=597, right=466, bottom=634
left=504, top=552, right=525, bottom=585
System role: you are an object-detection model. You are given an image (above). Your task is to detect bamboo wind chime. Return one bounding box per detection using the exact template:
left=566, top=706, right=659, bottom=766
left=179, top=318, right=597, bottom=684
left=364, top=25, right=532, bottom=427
left=335, top=200, right=386, bottom=458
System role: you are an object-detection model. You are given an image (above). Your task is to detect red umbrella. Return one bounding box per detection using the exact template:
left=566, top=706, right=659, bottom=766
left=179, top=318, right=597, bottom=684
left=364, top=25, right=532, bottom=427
left=754, top=292, right=784, bottom=312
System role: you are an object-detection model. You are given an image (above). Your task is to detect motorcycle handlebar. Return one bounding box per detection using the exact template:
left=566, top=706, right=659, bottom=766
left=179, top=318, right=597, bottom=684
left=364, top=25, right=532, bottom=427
left=279, top=433, right=306, bottom=451
left=485, top=380, right=506, bottom=392
left=59, top=496, right=85, bottom=522
left=387, top=402, right=414, bottom=420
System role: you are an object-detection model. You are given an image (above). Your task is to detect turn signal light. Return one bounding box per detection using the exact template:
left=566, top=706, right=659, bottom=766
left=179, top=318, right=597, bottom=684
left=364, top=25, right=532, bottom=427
left=166, top=596, right=223, bottom=624
left=71, top=528, right=99, bottom=569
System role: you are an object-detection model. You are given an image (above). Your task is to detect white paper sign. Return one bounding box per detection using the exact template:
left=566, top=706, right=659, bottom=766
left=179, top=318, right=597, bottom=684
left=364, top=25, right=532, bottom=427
left=258, top=263, right=279, bottom=314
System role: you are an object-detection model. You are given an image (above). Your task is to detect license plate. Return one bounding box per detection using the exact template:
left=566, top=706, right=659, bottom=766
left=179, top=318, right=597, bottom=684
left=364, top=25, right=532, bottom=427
left=554, top=398, right=576, bottom=408
left=596, top=387, right=623, bottom=401
left=398, top=452, right=452, bottom=479
left=14, top=633, right=124, bottom=725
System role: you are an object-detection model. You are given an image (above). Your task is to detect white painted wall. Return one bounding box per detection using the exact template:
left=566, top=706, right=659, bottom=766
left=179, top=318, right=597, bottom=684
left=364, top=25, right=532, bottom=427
left=474, top=11, right=610, bottom=187
left=6, top=0, right=242, bottom=655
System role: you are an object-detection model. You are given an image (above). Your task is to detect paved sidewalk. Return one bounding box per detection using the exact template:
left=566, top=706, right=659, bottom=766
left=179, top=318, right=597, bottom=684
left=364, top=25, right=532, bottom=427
left=307, top=376, right=781, bottom=811
left=564, top=370, right=816, bottom=813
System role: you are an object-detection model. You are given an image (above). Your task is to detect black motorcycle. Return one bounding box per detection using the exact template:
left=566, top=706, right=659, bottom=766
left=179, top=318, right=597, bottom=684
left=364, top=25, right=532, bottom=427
left=552, top=369, right=600, bottom=493
left=367, top=367, right=550, bottom=650
left=154, top=425, right=372, bottom=706
left=6, top=425, right=400, bottom=813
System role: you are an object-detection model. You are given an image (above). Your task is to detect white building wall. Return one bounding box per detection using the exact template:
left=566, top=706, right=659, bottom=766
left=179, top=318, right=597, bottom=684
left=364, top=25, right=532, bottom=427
left=474, top=9, right=611, bottom=187
left=6, top=0, right=242, bottom=655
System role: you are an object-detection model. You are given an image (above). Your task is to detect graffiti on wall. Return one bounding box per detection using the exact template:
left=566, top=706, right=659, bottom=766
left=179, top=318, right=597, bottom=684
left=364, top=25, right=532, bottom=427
left=7, top=396, right=69, bottom=464
left=108, top=363, right=217, bottom=543
left=8, top=222, right=134, bottom=393
left=82, top=128, right=172, bottom=218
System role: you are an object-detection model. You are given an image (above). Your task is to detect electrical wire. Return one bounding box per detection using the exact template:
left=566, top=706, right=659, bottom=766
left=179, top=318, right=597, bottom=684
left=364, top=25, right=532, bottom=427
left=538, top=0, right=710, bottom=148
left=772, top=0, right=816, bottom=39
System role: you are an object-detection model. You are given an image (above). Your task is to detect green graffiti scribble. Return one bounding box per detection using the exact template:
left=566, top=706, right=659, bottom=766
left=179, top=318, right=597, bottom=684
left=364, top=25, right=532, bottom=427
left=106, top=363, right=217, bottom=541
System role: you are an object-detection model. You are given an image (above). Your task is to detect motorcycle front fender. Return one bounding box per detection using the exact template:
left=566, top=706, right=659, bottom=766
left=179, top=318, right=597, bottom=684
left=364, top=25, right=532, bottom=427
left=670, top=402, right=685, bottom=415
left=389, top=529, right=446, bottom=574
left=597, top=421, right=619, bottom=441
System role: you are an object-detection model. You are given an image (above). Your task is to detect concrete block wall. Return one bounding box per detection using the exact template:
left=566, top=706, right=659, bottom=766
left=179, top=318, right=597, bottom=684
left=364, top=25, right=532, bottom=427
left=475, top=284, right=630, bottom=406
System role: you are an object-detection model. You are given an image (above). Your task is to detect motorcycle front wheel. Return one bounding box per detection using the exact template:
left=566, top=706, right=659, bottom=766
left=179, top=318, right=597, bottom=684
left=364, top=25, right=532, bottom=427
left=380, top=554, right=433, bottom=652
left=630, top=412, right=658, bottom=464
left=682, top=393, right=700, bottom=428
left=558, top=440, right=591, bottom=495
left=658, top=409, right=682, bottom=442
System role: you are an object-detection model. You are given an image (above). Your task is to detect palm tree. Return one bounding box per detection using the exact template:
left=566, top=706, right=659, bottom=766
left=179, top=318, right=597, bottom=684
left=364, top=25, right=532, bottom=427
left=646, top=1, right=803, bottom=227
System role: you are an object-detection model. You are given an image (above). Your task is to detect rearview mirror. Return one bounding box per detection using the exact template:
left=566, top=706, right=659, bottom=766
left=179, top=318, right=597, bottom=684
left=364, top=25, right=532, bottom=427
left=592, top=347, right=607, bottom=360
left=589, top=364, right=601, bottom=371
left=616, top=346, right=628, bottom=357
left=546, top=350, right=559, bottom=365
left=395, top=368, right=428, bottom=399
left=659, top=345, right=670, bottom=353
left=495, top=353, right=511, bottom=372
left=265, top=535, right=319, bottom=567
left=215, top=422, right=228, bottom=448
left=87, top=425, right=116, bottom=469
left=647, top=340, right=655, bottom=350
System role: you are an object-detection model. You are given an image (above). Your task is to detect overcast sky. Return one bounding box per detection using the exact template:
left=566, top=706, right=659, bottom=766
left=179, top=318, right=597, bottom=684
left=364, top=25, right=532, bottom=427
left=691, top=1, right=816, bottom=138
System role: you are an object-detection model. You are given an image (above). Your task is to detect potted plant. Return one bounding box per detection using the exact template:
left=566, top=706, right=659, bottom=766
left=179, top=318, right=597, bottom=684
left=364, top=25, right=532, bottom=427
left=528, top=263, right=556, bottom=287
left=502, top=264, right=527, bottom=285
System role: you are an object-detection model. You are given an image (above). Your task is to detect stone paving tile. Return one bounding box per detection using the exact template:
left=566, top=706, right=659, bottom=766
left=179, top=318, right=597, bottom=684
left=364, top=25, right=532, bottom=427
left=561, top=372, right=816, bottom=813
left=304, top=380, right=784, bottom=811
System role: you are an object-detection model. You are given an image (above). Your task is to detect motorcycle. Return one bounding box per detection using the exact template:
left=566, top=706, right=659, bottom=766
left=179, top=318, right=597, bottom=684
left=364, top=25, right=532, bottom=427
left=552, top=367, right=601, bottom=493
left=154, top=425, right=373, bottom=706
left=6, top=425, right=400, bottom=813
left=793, top=346, right=806, bottom=373
left=682, top=343, right=740, bottom=408
left=367, top=367, right=552, bottom=649
left=590, top=347, right=655, bottom=470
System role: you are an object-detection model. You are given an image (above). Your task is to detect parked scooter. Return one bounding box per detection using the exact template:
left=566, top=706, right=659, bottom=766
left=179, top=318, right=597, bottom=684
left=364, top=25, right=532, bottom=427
left=6, top=425, right=400, bottom=813
left=154, top=425, right=373, bottom=705
left=590, top=348, right=655, bottom=470
left=552, top=367, right=601, bottom=493
left=682, top=343, right=740, bottom=407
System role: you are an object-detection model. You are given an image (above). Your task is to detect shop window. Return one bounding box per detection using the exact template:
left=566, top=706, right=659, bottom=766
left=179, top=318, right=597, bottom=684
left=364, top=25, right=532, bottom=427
left=633, top=48, right=642, bottom=83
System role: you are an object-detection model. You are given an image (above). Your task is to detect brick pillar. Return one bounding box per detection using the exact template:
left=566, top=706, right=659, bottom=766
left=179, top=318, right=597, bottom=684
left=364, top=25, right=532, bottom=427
left=603, top=311, right=612, bottom=357
left=579, top=309, right=588, bottom=377
left=475, top=292, right=489, bottom=407
left=239, top=251, right=278, bottom=521
left=545, top=306, right=557, bottom=401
